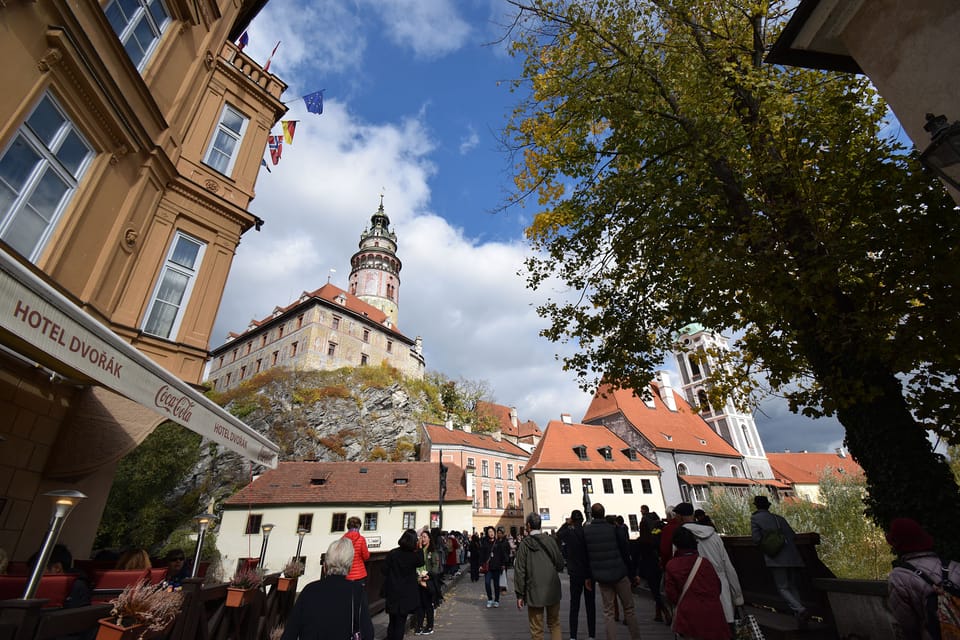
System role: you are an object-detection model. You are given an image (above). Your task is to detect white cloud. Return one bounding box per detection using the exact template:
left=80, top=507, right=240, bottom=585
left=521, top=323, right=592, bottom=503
left=459, top=126, right=480, bottom=154
left=372, top=0, right=472, bottom=58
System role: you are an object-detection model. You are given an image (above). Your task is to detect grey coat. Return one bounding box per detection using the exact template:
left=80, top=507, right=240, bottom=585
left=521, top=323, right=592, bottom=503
left=750, top=509, right=804, bottom=567
left=513, top=531, right=564, bottom=607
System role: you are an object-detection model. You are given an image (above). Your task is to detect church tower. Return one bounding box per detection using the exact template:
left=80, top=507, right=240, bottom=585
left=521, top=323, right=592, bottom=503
left=673, top=324, right=775, bottom=480
left=348, top=197, right=401, bottom=327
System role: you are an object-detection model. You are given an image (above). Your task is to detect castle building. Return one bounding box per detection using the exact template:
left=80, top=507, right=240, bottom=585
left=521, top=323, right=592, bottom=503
left=673, top=324, right=775, bottom=480
left=0, top=0, right=282, bottom=559
left=207, top=201, right=424, bottom=391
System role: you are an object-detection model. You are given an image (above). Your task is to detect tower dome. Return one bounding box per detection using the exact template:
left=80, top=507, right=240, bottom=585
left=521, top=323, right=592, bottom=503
left=348, top=197, right=401, bottom=326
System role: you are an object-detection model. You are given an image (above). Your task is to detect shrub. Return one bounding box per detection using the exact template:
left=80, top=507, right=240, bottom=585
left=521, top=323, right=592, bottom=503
left=109, top=581, right=183, bottom=633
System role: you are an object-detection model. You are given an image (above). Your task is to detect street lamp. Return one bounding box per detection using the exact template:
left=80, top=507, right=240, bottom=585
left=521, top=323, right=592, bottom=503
left=23, top=490, right=86, bottom=599
left=920, top=113, right=960, bottom=191
left=190, top=512, right=217, bottom=578
left=295, top=527, right=308, bottom=561
left=259, top=523, right=275, bottom=570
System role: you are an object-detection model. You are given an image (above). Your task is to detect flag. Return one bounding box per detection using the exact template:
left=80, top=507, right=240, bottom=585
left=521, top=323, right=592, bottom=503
left=267, top=135, right=282, bottom=165
left=263, top=40, right=280, bottom=72
left=237, top=31, right=249, bottom=51
left=281, top=120, right=298, bottom=145
left=260, top=158, right=271, bottom=173
left=303, top=90, right=324, bottom=115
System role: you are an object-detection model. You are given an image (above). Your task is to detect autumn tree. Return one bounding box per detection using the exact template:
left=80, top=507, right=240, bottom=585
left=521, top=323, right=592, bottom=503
left=504, top=0, right=960, bottom=552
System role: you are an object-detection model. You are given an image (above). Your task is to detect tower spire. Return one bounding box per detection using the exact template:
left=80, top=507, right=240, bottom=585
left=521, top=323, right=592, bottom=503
left=348, top=197, right=402, bottom=327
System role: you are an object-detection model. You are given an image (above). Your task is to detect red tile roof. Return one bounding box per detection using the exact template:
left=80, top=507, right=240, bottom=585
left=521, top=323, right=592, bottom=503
left=521, top=420, right=661, bottom=473
left=475, top=401, right=542, bottom=439
left=582, top=383, right=742, bottom=458
left=423, top=423, right=529, bottom=457
left=680, top=474, right=791, bottom=489
left=767, top=452, right=863, bottom=485
left=224, top=461, right=468, bottom=506
left=215, top=283, right=412, bottom=351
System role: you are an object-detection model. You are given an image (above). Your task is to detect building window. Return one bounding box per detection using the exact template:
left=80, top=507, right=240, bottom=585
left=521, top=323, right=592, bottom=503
left=203, top=104, right=248, bottom=176
left=387, top=340, right=393, bottom=353
left=255, top=358, right=262, bottom=373
left=363, top=328, right=370, bottom=342
left=0, top=93, right=94, bottom=262
left=482, top=490, right=490, bottom=509
left=104, top=0, right=171, bottom=71
left=290, top=342, right=298, bottom=357
left=496, top=492, right=503, bottom=509
left=481, top=460, right=489, bottom=477
left=328, top=342, right=337, bottom=356
left=507, top=464, right=514, bottom=480
left=495, top=462, right=502, bottom=479
left=297, top=513, right=313, bottom=533
left=508, top=491, right=516, bottom=507
left=244, top=514, right=262, bottom=534
left=271, top=351, right=279, bottom=365
left=218, top=356, right=224, bottom=367
left=677, top=463, right=688, bottom=476
left=332, top=315, right=341, bottom=330
left=225, top=372, right=231, bottom=386
left=693, top=486, right=707, bottom=501
left=231, top=349, right=238, bottom=362
left=641, top=479, right=653, bottom=494
left=539, top=507, right=550, bottom=521
left=573, top=445, right=588, bottom=460
left=364, top=512, right=378, bottom=531
left=598, top=446, right=613, bottom=461
left=697, top=390, right=711, bottom=413
left=330, top=513, right=347, bottom=532
left=278, top=326, right=284, bottom=339
left=245, top=343, right=251, bottom=355
left=602, top=478, right=614, bottom=494
left=688, top=353, right=701, bottom=379
left=261, top=335, right=267, bottom=347
left=297, top=314, right=304, bottom=329
left=582, top=478, right=593, bottom=494
left=360, top=353, right=368, bottom=365
left=705, top=464, right=716, bottom=477
left=403, top=512, right=416, bottom=529
left=142, top=232, right=206, bottom=339
left=622, top=479, right=634, bottom=494
left=467, top=457, right=475, bottom=468
left=559, top=478, right=571, bottom=494
left=239, top=365, right=246, bottom=379
left=628, top=514, right=640, bottom=532
left=731, top=466, right=740, bottom=478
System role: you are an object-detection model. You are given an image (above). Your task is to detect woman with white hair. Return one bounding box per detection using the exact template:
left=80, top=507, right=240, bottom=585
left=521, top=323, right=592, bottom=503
left=281, top=538, right=374, bottom=640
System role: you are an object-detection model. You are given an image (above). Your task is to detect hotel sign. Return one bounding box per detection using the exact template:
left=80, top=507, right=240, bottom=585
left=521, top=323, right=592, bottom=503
left=0, top=253, right=278, bottom=467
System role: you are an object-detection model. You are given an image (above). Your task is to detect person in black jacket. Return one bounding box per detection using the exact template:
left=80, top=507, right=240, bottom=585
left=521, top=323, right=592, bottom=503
left=558, top=510, right=596, bottom=640
left=479, top=526, right=510, bottom=608
left=383, top=529, right=425, bottom=640
left=582, top=503, right=641, bottom=640
left=468, top=533, right=482, bottom=582
left=281, top=538, right=374, bottom=640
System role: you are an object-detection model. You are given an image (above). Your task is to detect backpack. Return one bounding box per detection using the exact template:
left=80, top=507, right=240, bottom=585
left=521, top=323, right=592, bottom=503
left=895, top=558, right=960, bottom=640
left=759, top=518, right=786, bottom=557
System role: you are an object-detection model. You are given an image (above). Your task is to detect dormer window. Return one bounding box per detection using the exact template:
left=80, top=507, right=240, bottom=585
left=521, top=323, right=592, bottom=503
left=310, top=478, right=326, bottom=486
left=573, top=445, right=588, bottom=461
left=597, top=446, right=613, bottom=461
left=394, top=478, right=408, bottom=485
left=699, top=438, right=707, bottom=445
left=662, top=433, right=673, bottom=442
left=621, top=448, right=637, bottom=461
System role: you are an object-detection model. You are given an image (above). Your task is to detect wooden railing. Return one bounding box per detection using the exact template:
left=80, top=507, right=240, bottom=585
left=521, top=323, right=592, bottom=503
left=0, top=573, right=295, bottom=640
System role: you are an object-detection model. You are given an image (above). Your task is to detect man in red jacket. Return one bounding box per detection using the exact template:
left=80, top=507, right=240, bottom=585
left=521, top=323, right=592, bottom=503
left=343, top=516, right=371, bottom=584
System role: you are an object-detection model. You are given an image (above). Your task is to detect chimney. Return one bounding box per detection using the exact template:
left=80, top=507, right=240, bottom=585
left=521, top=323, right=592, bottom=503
left=835, top=447, right=847, bottom=458
left=444, top=417, right=454, bottom=431
left=510, top=407, right=519, bottom=429
left=560, top=413, right=573, bottom=424
left=492, top=429, right=502, bottom=442
left=462, top=423, right=472, bottom=433
left=656, top=370, right=678, bottom=411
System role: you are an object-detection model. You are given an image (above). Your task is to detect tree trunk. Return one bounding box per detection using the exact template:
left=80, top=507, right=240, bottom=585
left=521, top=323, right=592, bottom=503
left=832, top=368, right=960, bottom=558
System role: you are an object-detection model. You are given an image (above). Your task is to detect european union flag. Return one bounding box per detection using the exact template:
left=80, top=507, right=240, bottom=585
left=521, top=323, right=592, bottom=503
left=303, top=90, right=324, bottom=115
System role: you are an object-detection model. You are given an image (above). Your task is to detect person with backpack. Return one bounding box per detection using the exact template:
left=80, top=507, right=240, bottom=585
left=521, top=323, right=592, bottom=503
left=750, top=495, right=811, bottom=628
left=887, top=517, right=960, bottom=640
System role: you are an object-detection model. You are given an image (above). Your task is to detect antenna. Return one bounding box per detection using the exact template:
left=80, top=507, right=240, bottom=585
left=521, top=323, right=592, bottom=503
left=327, top=268, right=336, bottom=284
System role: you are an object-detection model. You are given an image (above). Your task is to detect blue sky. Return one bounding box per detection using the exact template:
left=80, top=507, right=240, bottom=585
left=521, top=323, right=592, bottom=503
left=212, top=0, right=847, bottom=455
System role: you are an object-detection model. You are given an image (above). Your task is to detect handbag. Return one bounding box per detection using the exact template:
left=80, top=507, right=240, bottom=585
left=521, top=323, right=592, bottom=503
left=734, top=610, right=765, bottom=640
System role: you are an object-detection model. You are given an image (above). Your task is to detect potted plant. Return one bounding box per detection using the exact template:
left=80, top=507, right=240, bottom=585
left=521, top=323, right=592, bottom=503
left=277, top=559, right=304, bottom=592
left=97, top=581, right=184, bottom=640
left=225, top=566, right=263, bottom=607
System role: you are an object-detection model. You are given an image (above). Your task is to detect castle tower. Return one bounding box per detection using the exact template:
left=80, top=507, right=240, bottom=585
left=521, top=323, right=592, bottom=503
left=348, top=197, right=401, bottom=327
left=673, top=324, right=775, bottom=480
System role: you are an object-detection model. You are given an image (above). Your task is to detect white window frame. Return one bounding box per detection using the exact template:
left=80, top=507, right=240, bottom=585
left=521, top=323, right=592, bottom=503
left=203, top=104, right=249, bottom=177
left=104, top=0, right=171, bottom=71
left=142, top=231, right=206, bottom=339
left=0, top=93, right=94, bottom=262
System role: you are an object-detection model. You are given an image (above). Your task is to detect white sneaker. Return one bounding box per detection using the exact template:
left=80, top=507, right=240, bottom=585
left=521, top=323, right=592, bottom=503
left=493, top=601, right=500, bottom=607
left=486, top=600, right=493, bottom=608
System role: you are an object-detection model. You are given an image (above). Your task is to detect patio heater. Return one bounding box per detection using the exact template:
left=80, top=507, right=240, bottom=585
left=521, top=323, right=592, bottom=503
left=23, top=490, right=86, bottom=599
left=191, top=512, right=217, bottom=578
left=259, top=523, right=275, bottom=569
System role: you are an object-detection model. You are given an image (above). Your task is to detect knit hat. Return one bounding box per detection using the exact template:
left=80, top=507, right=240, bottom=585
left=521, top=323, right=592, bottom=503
left=674, top=502, right=694, bottom=516
left=886, top=518, right=934, bottom=554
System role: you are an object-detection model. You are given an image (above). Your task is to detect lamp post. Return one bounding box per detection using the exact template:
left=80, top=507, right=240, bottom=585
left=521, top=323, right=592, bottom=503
left=295, top=527, right=308, bottom=561
left=259, top=523, right=275, bottom=570
left=23, top=490, right=86, bottom=599
left=920, top=113, right=960, bottom=191
left=191, top=512, right=217, bottom=578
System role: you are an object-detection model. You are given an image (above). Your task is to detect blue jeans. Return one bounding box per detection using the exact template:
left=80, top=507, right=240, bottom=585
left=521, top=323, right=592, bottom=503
left=484, top=568, right=501, bottom=601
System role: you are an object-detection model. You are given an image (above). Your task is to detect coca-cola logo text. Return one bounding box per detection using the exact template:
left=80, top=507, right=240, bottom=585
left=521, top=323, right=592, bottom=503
left=154, top=385, right=195, bottom=422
